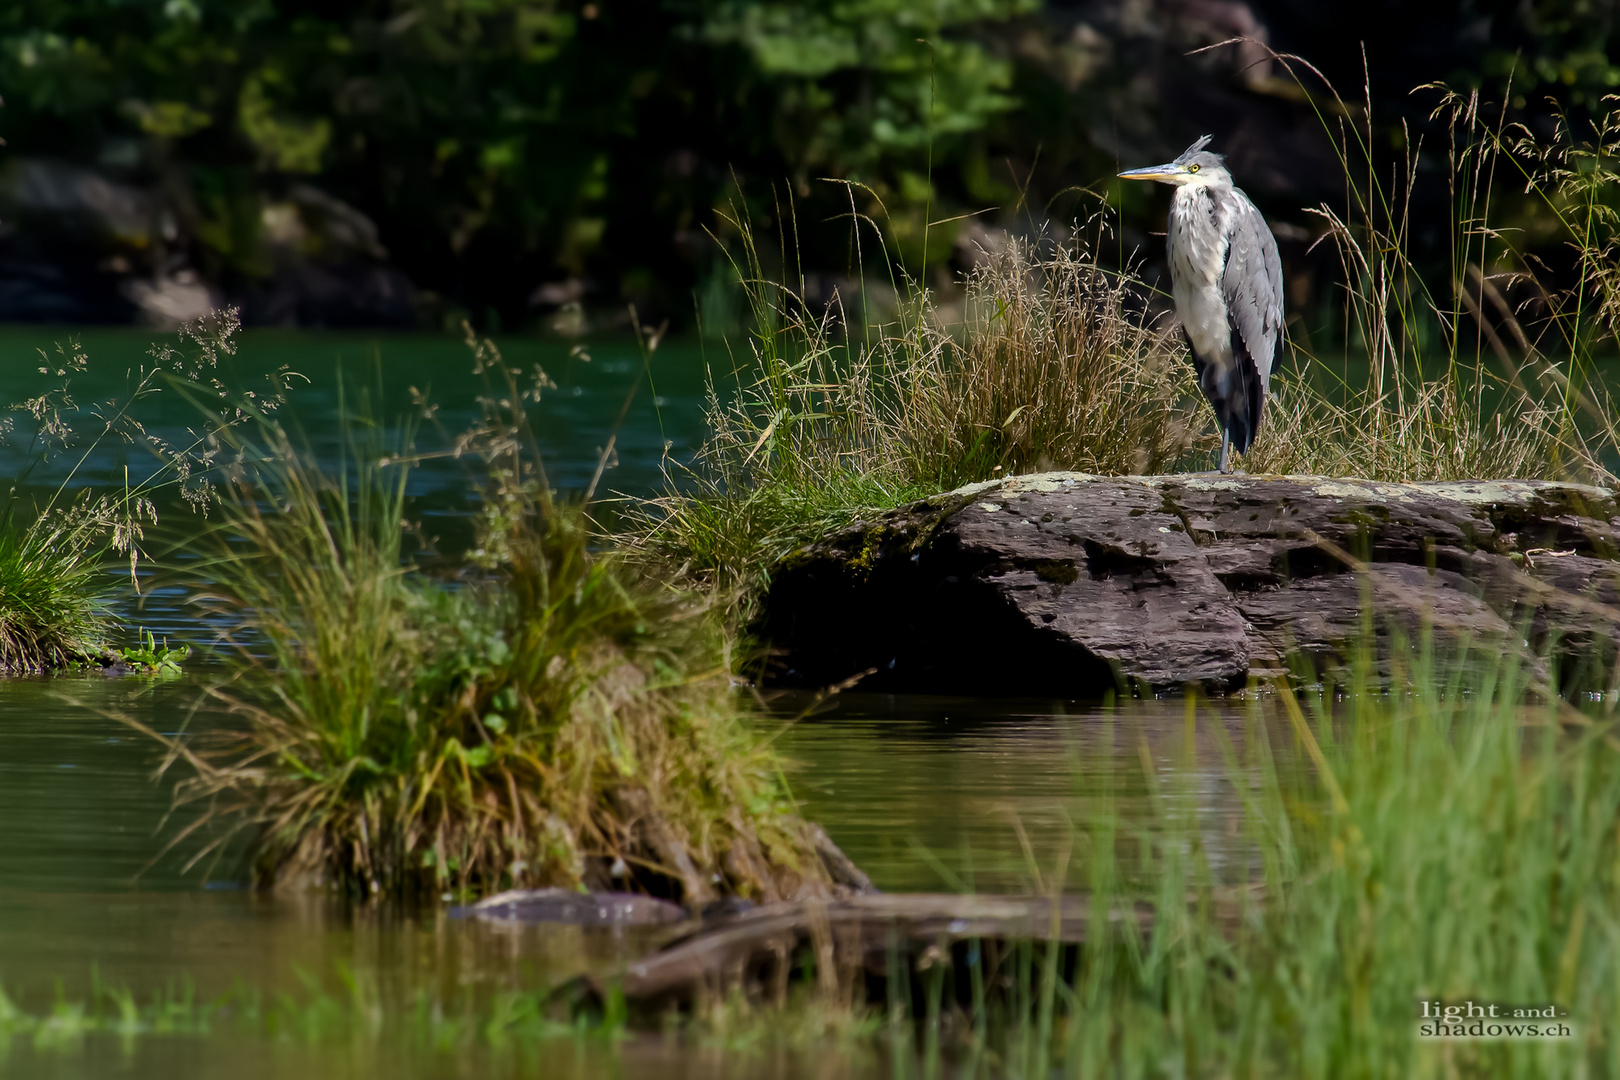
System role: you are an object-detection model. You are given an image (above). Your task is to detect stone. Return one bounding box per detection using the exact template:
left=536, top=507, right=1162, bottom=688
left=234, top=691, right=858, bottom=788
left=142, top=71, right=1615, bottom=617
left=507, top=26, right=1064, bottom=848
left=760, top=473, right=1620, bottom=695
left=0, top=157, right=418, bottom=327
left=461, top=887, right=688, bottom=927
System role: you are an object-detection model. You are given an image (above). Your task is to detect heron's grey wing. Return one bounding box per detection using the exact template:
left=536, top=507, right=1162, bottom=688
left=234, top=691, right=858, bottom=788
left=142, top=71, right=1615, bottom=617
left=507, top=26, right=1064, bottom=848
left=1220, top=194, right=1284, bottom=392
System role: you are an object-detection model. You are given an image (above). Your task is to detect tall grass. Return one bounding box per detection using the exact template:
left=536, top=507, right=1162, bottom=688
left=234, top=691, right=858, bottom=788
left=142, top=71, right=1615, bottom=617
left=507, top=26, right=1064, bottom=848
left=1246, top=58, right=1620, bottom=480
left=676, top=637, right=1619, bottom=1077
left=1038, top=639, right=1616, bottom=1077
left=0, top=313, right=265, bottom=670
left=135, top=332, right=854, bottom=903
left=635, top=215, right=1210, bottom=607
left=633, top=76, right=1620, bottom=606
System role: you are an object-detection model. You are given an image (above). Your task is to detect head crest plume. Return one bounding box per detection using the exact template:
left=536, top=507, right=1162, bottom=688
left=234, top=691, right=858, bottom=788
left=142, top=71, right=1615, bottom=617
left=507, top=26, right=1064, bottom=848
left=1174, top=134, right=1219, bottom=165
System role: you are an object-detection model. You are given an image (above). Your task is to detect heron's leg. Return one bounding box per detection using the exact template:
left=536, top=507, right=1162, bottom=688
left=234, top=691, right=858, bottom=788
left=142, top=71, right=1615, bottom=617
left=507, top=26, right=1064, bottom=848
left=1218, top=431, right=1231, bottom=474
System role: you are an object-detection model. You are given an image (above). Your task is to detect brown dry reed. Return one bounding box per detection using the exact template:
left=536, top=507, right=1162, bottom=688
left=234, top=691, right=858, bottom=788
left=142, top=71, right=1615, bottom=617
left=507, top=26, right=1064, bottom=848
left=134, top=332, right=861, bottom=903
left=1247, top=57, right=1620, bottom=480
left=632, top=218, right=1212, bottom=610
left=635, top=74, right=1620, bottom=606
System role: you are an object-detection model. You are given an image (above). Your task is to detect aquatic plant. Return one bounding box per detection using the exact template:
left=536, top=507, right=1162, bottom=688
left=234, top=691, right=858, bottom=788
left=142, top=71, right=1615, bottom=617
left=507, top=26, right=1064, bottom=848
left=1010, top=640, right=1614, bottom=1076
left=133, top=332, right=859, bottom=903
left=0, top=963, right=613, bottom=1062
left=108, top=628, right=190, bottom=676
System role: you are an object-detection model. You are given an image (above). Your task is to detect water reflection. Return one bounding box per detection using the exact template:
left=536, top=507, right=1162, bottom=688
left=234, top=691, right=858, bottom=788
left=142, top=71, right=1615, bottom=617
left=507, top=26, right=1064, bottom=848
left=0, top=630, right=1295, bottom=1079
left=776, top=691, right=1296, bottom=894
left=0, top=678, right=655, bottom=998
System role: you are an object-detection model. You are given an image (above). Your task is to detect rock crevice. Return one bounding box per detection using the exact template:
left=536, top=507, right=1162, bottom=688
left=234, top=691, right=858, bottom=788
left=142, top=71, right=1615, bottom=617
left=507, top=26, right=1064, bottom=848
left=760, top=473, right=1620, bottom=695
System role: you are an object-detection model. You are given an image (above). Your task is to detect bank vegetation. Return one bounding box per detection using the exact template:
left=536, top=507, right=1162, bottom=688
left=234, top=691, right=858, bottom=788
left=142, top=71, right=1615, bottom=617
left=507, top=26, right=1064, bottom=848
left=630, top=74, right=1620, bottom=619
left=126, top=331, right=862, bottom=903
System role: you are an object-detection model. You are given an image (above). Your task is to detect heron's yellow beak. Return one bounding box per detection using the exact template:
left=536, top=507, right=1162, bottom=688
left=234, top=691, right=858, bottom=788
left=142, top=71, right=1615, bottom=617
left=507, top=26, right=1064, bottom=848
left=1117, top=163, right=1185, bottom=183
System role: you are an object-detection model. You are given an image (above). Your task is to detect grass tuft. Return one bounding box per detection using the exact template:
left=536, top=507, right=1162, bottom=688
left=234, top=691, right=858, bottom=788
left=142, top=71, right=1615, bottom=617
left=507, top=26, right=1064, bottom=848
left=631, top=217, right=1208, bottom=609
left=135, top=335, right=855, bottom=903
left=0, top=502, right=113, bottom=670
left=0, top=315, right=261, bottom=671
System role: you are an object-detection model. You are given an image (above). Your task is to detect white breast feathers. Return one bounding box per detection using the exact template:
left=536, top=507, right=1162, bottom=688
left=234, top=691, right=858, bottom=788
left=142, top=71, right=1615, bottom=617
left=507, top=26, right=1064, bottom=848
left=1166, top=187, right=1233, bottom=369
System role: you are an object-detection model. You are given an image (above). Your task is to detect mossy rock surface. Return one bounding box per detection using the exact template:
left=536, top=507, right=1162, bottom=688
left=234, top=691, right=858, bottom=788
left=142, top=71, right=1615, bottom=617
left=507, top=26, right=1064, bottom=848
left=760, top=472, right=1620, bottom=694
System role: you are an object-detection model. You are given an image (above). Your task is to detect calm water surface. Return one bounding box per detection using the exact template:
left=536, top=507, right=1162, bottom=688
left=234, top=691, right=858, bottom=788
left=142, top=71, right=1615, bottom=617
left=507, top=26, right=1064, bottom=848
left=0, top=327, right=1286, bottom=1077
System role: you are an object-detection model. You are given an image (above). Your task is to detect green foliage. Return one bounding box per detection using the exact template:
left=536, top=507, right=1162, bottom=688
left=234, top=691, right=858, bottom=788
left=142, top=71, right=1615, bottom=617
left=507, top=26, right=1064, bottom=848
left=0, top=0, right=1034, bottom=319
left=112, top=628, right=189, bottom=676
left=692, top=0, right=1030, bottom=177
left=133, top=334, right=843, bottom=902
left=4, top=2, right=1620, bottom=322
left=1476, top=0, right=1620, bottom=111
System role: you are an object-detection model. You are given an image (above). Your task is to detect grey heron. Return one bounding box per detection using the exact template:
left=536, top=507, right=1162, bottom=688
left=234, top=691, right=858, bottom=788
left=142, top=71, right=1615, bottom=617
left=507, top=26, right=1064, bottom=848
left=1119, top=136, right=1283, bottom=474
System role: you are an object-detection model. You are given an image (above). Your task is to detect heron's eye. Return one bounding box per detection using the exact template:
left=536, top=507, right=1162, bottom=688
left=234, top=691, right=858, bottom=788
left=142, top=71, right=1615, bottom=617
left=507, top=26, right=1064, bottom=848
left=1188, top=164, right=1201, bottom=173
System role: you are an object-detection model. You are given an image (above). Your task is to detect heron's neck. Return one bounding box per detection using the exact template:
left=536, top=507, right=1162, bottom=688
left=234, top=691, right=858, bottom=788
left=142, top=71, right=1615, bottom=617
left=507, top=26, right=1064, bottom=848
left=1172, top=180, right=1229, bottom=202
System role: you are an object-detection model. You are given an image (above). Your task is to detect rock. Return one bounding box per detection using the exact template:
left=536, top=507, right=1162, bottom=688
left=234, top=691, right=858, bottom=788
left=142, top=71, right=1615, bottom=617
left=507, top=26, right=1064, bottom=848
left=123, top=272, right=223, bottom=327
left=239, top=184, right=417, bottom=327
left=0, top=157, right=418, bottom=327
left=760, top=473, right=1620, bottom=695
left=462, top=887, right=688, bottom=927
left=2, top=159, right=153, bottom=242
left=0, top=158, right=148, bottom=323
left=238, top=259, right=417, bottom=328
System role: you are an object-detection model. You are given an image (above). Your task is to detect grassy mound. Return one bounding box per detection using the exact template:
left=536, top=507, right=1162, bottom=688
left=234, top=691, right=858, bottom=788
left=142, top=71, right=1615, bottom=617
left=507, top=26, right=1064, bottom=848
left=142, top=347, right=859, bottom=903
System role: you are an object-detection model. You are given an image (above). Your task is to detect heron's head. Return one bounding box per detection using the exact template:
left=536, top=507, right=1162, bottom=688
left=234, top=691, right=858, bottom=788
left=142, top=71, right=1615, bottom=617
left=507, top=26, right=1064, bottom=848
left=1117, top=135, right=1231, bottom=188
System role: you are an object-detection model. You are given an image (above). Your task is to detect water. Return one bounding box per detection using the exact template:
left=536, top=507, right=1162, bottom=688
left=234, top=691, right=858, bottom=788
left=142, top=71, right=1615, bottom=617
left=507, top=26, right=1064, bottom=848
left=779, top=692, right=1268, bottom=894
left=0, top=326, right=1284, bottom=1077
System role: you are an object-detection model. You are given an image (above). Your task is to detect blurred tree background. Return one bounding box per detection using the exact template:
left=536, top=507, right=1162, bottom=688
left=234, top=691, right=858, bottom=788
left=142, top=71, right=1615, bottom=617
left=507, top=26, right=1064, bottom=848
left=0, top=0, right=1614, bottom=332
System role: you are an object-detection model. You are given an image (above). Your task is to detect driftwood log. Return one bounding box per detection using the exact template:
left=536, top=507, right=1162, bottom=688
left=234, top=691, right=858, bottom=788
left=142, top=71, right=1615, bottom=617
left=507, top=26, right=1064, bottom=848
left=761, top=473, right=1620, bottom=696
left=550, top=890, right=1257, bottom=1013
